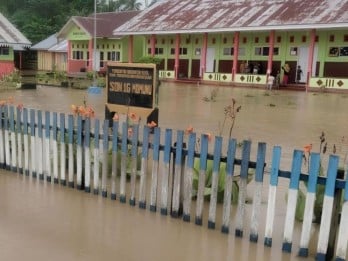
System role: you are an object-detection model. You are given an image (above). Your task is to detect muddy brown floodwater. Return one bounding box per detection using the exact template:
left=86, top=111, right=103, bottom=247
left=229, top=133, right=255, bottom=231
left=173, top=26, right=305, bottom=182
left=0, top=83, right=347, bottom=260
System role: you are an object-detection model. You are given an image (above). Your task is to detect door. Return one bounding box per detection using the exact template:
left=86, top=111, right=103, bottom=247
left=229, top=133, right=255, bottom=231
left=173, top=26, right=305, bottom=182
left=206, top=48, right=215, bottom=72
left=201, top=47, right=215, bottom=76
left=191, top=59, right=200, bottom=78
left=297, top=47, right=308, bottom=83
left=297, top=45, right=318, bottom=83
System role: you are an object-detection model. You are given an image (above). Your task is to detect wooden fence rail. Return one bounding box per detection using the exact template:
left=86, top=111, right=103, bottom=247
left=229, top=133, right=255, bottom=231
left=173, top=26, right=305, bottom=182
left=0, top=105, right=347, bottom=261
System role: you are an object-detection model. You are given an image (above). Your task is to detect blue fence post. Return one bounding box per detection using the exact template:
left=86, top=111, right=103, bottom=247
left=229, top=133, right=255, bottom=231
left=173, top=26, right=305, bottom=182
left=23, top=108, right=29, bottom=175
left=68, top=115, right=74, bottom=188
left=208, top=136, right=223, bottom=229
left=316, top=155, right=339, bottom=261
left=160, top=128, right=172, bottom=216
left=110, top=120, right=118, bottom=199
left=60, top=113, right=66, bottom=186
left=30, top=109, right=36, bottom=177
left=3, top=106, right=10, bottom=170
left=101, top=119, right=109, bottom=197
left=235, top=140, right=252, bottom=237
left=171, top=130, right=185, bottom=217
left=52, top=112, right=59, bottom=184
left=282, top=149, right=303, bottom=253
left=264, top=146, right=281, bottom=247
left=84, top=118, right=91, bottom=193
left=120, top=122, right=128, bottom=203
left=195, top=134, right=209, bottom=225
left=9, top=106, right=17, bottom=172
left=44, top=111, right=51, bottom=182
left=335, top=167, right=348, bottom=261
left=0, top=106, right=4, bottom=169
left=298, top=152, right=320, bottom=257
left=129, top=124, right=139, bottom=206
left=37, top=110, right=43, bottom=179
left=249, top=142, right=266, bottom=242
left=139, top=126, right=150, bottom=209
left=182, top=132, right=196, bottom=222
left=150, top=127, right=160, bottom=212
left=221, top=138, right=237, bottom=234
left=16, top=107, right=23, bottom=174
left=76, top=115, right=83, bottom=190
left=93, top=119, right=100, bottom=195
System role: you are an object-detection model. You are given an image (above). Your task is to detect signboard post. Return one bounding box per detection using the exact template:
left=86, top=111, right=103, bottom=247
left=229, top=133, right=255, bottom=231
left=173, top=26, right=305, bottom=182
left=105, top=62, right=159, bottom=125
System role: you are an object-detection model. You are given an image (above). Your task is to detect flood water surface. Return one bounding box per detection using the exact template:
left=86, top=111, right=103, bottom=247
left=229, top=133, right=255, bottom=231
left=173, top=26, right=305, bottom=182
left=0, top=83, right=347, bottom=260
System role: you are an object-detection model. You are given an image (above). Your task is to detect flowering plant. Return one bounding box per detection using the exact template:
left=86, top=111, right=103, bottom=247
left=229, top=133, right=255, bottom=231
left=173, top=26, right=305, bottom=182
left=70, top=98, right=95, bottom=118
left=0, top=97, right=24, bottom=113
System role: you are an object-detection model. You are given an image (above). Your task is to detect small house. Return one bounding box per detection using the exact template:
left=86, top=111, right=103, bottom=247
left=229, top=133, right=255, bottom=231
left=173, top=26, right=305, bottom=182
left=0, top=12, right=31, bottom=78
left=31, top=34, right=67, bottom=72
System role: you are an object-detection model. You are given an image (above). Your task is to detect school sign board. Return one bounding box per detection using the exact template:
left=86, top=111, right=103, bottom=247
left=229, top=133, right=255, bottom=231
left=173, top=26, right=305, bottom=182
left=105, top=62, right=159, bottom=124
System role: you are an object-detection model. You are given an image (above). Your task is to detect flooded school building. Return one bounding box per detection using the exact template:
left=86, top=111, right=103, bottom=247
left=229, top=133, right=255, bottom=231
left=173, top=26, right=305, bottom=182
left=2, top=0, right=348, bottom=92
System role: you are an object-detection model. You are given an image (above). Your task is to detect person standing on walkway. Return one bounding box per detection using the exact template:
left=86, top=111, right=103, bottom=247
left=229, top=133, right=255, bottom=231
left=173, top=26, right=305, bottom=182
left=275, top=70, right=280, bottom=89
left=296, top=65, right=303, bottom=83
left=267, top=74, right=275, bottom=90
left=282, top=63, right=291, bottom=85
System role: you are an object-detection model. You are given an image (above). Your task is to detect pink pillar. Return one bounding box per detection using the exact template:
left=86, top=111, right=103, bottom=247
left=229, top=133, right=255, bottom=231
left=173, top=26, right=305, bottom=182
left=174, top=34, right=180, bottom=80
left=307, top=29, right=316, bottom=91
left=128, top=35, right=134, bottom=63
left=19, top=52, right=22, bottom=70
left=67, top=40, right=71, bottom=73
left=88, top=38, right=93, bottom=71
left=201, top=33, right=208, bottom=77
left=150, top=34, right=156, bottom=57
left=267, top=30, right=275, bottom=76
left=232, top=32, right=240, bottom=81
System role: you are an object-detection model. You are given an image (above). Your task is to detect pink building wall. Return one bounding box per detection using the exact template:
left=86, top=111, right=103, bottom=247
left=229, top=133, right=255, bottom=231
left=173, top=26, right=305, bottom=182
left=0, top=61, right=15, bottom=79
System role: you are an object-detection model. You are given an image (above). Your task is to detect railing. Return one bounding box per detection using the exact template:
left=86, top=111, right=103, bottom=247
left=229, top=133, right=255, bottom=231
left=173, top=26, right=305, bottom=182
left=309, top=77, right=348, bottom=90
left=0, top=105, right=347, bottom=261
left=159, top=70, right=175, bottom=79
left=203, top=72, right=233, bottom=82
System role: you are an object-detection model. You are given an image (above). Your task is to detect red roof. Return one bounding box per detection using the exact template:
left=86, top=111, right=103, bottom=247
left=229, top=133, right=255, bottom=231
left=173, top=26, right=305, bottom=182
left=114, top=0, right=348, bottom=35
left=59, top=11, right=140, bottom=39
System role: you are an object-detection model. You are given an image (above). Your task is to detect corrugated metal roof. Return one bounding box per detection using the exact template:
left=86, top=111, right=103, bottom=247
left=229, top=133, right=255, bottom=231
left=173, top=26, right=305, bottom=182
left=31, top=34, right=58, bottom=50
left=48, top=40, right=67, bottom=52
left=0, top=12, right=31, bottom=46
left=58, top=11, right=140, bottom=39
left=31, top=33, right=67, bottom=52
left=114, top=0, right=348, bottom=35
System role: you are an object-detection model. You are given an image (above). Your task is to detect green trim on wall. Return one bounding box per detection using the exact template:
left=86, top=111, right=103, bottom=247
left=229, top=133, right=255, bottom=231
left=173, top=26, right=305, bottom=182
left=0, top=47, right=14, bottom=61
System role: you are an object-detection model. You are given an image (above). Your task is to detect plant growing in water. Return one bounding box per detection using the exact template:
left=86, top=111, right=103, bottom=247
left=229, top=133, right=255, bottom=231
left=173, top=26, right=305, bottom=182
left=191, top=97, right=248, bottom=204
left=296, top=131, right=344, bottom=222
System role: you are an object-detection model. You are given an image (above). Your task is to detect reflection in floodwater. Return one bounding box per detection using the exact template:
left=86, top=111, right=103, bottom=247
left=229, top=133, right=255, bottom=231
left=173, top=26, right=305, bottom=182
left=0, top=83, right=347, bottom=260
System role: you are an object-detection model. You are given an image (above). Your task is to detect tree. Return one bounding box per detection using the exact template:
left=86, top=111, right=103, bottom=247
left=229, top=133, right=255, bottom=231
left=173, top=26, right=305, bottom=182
left=114, top=0, right=142, bottom=11
left=0, top=0, right=95, bottom=43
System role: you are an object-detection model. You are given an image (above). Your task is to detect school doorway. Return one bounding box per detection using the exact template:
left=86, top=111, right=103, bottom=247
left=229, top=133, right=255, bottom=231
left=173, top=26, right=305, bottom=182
left=191, top=59, right=200, bottom=78
left=297, top=45, right=318, bottom=83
